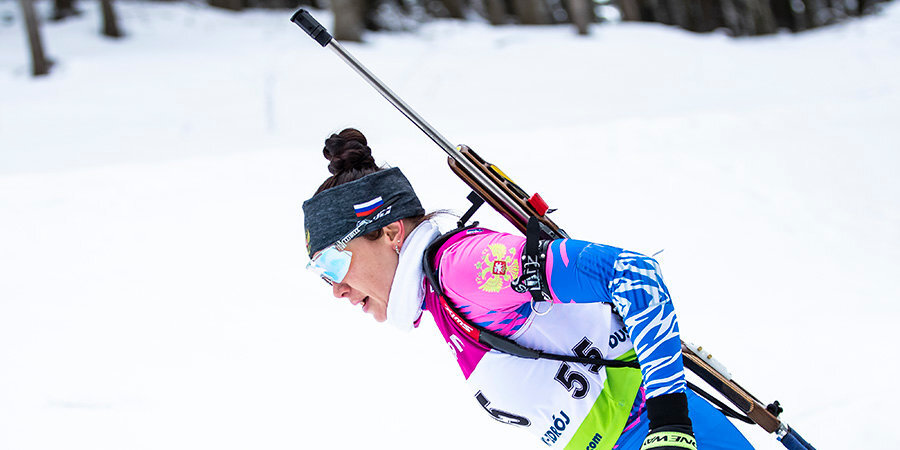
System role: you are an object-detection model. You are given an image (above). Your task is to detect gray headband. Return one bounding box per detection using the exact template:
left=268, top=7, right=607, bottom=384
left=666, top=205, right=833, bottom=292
left=302, top=167, right=425, bottom=258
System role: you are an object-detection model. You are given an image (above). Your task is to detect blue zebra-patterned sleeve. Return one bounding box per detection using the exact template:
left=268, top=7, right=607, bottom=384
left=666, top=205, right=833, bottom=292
left=546, top=240, right=687, bottom=399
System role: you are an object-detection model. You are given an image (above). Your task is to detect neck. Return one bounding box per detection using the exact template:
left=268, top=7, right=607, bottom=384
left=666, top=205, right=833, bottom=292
left=385, top=220, right=441, bottom=331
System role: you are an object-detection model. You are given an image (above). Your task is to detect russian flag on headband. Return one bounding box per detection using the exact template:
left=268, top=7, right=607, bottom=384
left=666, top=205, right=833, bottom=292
left=354, top=196, right=384, bottom=217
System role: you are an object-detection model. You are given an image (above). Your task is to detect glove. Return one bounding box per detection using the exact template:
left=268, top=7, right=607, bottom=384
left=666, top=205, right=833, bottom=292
left=640, top=393, right=696, bottom=450
left=640, top=424, right=697, bottom=450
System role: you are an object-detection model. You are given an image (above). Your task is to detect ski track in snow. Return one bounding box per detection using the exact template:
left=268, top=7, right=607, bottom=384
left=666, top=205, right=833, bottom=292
left=1, top=1, right=898, bottom=449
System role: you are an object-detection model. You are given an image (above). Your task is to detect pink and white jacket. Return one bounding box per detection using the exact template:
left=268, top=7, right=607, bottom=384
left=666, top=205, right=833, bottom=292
left=392, top=221, right=686, bottom=450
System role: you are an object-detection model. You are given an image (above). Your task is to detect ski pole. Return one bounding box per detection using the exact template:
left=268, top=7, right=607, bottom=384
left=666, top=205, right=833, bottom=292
left=290, top=9, right=532, bottom=227
left=290, top=9, right=816, bottom=450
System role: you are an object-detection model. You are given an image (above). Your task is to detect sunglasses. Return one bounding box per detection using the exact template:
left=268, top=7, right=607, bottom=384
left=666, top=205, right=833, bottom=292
left=306, top=245, right=353, bottom=286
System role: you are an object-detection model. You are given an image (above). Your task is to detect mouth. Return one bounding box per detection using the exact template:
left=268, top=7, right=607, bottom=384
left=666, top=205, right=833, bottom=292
left=361, top=296, right=369, bottom=312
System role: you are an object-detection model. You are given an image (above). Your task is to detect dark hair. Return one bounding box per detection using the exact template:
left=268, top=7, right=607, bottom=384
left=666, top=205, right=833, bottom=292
left=314, top=128, right=435, bottom=239
left=315, top=128, right=380, bottom=195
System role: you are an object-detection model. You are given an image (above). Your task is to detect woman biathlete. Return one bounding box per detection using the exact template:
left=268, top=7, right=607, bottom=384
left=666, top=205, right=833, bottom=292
left=302, top=128, right=754, bottom=450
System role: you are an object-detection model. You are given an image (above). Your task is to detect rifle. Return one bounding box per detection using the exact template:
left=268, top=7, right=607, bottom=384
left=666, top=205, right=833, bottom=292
left=291, top=10, right=816, bottom=450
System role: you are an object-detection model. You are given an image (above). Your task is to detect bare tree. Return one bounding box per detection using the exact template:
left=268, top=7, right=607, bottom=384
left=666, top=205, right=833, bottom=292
left=296, top=0, right=325, bottom=7
left=616, top=0, right=641, bottom=19
left=565, top=0, right=592, bottom=34
left=767, top=0, right=801, bottom=29
left=208, top=0, right=244, bottom=11
left=441, top=0, right=467, bottom=18
left=485, top=0, right=508, bottom=24
left=331, top=0, right=365, bottom=41
left=512, top=0, right=552, bottom=23
left=613, top=0, right=893, bottom=36
left=52, top=0, right=79, bottom=21
left=806, top=0, right=829, bottom=26
left=857, top=0, right=881, bottom=14
left=750, top=0, right=777, bottom=33
left=100, top=0, right=122, bottom=38
left=666, top=0, right=690, bottom=28
left=19, top=0, right=51, bottom=77
left=723, top=0, right=776, bottom=35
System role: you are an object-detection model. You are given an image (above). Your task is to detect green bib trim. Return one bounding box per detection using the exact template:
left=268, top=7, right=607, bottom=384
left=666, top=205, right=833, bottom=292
left=564, top=349, right=642, bottom=450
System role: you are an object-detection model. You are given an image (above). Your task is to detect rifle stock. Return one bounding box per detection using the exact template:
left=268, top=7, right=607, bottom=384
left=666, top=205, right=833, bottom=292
left=447, top=146, right=564, bottom=236
left=447, top=146, right=796, bottom=439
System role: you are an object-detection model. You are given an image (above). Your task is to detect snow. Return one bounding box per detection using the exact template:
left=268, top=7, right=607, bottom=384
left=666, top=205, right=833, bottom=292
left=1, top=1, right=899, bottom=449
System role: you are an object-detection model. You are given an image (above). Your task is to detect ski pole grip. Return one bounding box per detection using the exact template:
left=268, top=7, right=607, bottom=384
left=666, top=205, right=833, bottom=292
left=778, top=427, right=816, bottom=450
left=291, top=9, right=332, bottom=47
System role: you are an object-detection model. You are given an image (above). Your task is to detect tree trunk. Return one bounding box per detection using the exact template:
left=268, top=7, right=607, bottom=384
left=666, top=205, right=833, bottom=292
left=685, top=0, right=720, bottom=32
left=650, top=0, right=674, bottom=25
left=803, top=0, right=822, bottom=26
left=619, top=0, right=878, bottom=35
left=332, top=0, right=364, bottom=41
left=789, top=0, right=808, bottom=30
left=100, top=0, right=122, bottom=38
left=441, top=0, right=466, bottom=18
left=723, top=0, right=776, bottom=35
left=857, top=0, right=878, bottom=15
left=565, top=0, right=591, bottom=34
left=485, top=0, right=508, bottom=24
left=19, top=0, right=50, bottom=77
left=512, top=0, right=552, bottom=24
left=770, top=0, right=793, bottom=29
left=208, top=0, right=244, bottom=11
left=826, top=0, right=849, bottom=20
left=749, top=0, right=777, bottom=33
left=720, top=0, right=743, bottom=35
left=665, top=0, right=690, bottom=28
left=617, top=0, right=641, bottom=20
left=52, top=0, right=79, bottom=21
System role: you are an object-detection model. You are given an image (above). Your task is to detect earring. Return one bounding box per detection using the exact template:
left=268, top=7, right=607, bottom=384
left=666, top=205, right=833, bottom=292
left=394, top=243, right=401, bottom=255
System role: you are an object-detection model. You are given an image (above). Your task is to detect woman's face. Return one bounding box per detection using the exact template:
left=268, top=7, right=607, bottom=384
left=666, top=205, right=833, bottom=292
left=330, top=221, right=405, bottom=322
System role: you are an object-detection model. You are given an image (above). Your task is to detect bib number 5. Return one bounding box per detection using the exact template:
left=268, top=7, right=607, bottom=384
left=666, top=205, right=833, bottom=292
left=555, top=336, right=603, bottom=399
left=554, top=363, right=589, bottom=399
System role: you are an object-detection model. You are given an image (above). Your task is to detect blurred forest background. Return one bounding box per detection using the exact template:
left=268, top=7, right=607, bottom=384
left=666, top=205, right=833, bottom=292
left=13, top=0, right=896, bottom=77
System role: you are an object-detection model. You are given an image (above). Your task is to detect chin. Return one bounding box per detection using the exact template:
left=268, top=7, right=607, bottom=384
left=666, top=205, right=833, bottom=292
left=372, top=308, right=388, bottom=322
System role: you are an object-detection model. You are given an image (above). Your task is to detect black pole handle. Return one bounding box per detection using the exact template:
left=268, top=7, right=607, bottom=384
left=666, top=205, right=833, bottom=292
left=290, top=9, right=332, bottom=47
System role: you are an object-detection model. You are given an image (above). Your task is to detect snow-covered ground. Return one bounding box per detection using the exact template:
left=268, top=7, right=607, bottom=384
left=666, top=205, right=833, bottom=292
left=1, top=1, right=898, bottom=449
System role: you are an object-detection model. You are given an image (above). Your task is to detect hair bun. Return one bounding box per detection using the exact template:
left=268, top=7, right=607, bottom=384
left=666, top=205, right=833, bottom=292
left=323, top=128, right=377, bottom=175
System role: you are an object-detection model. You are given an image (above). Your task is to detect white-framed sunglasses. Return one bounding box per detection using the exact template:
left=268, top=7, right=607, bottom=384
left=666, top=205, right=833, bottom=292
left=306, top=245, right=353, bottom=285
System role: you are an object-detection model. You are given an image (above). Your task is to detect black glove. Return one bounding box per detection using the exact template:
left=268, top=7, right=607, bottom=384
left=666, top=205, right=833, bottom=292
left=640, top=424, right=697, bottom=450
left=640, top=393, right=697, bottom=450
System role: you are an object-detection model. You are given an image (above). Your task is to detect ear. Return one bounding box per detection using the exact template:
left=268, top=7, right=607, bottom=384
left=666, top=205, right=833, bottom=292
left=382, top=220, right=406, bottom=245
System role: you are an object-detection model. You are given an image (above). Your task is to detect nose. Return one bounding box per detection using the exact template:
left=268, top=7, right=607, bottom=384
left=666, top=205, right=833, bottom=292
left=332, top=281, right=351, bottom=299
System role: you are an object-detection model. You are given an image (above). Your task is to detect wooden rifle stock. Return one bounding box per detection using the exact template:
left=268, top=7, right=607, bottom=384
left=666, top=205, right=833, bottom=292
left=447, top=144, right=788, bottom=436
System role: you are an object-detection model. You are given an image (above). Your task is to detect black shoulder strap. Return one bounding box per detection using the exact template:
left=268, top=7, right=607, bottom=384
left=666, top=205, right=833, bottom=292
left=422, top=222, right=639, bottom=370
left=421, top=220, right=748, bottom=423
left=511, top=216, right=552, bottom=305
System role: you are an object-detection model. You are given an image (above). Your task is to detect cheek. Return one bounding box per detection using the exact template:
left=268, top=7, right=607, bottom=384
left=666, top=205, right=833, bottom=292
left=378, top=251, right=400, bottom=286
left=366, top=249, right=399, bottom=296
left=345, top=244, right=396, bottom=293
